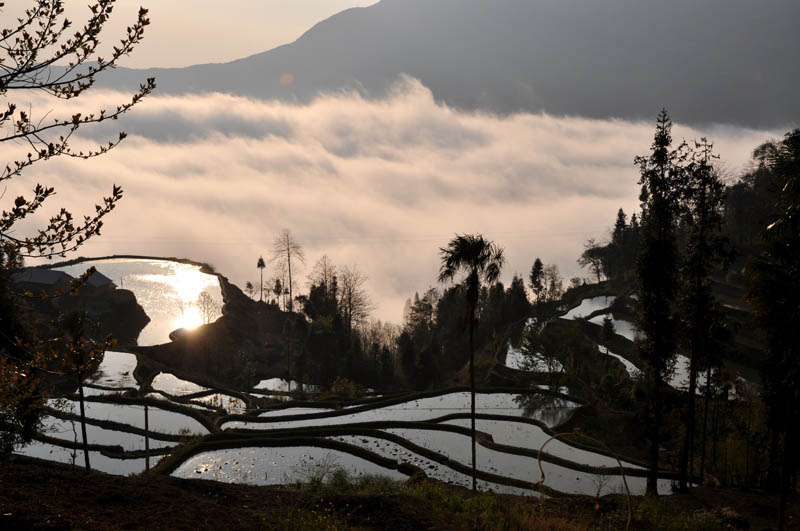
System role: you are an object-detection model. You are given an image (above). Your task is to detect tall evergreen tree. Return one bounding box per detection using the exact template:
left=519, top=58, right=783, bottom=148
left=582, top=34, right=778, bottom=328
left=634, top=109, right=683, bottom=496
left=529, top=258, right=544, bottom=303
left=609, top=208, right=628, bottom=279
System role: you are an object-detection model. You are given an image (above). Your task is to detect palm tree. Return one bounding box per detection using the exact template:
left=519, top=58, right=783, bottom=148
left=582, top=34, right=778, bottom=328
left=438, top=234, right=504, bottom=491
left=257, top=256, right=266, bottom=302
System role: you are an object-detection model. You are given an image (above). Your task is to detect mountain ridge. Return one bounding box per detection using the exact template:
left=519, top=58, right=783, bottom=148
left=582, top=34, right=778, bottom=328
left=97, top=0, right=800, bottom=128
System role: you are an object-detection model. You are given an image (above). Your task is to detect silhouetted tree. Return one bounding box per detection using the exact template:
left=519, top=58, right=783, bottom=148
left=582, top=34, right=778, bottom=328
left=578, top=238, right=605, bottom=283
left=634, top=109, right=683, bottom=496
left=272, top=278, right=283, bottom=308
left=308, top=255, right=337, bottom=294
left=272, top=229, right=304, bottom=312
left=608, top=208, right=628, bottom=279
left=197, top=291, right=220, bottom=324
left=747, top=129, right=800, bottom=530
left=543, top=264, right=563, bottom=303
left=57, top=310, right=106, bottom=470
left=677, top=138, right=727, bottom=491
left=256, top=256, right=266, bottom=302
left=244, top=281, right=256, bottom=300
left=338, top=265, right=373, bottom=339
left=0, top=0, right=152, bottom=454
left=529, top=258, right=544, bottom=303
left=439, top=233, right=504, bottom=491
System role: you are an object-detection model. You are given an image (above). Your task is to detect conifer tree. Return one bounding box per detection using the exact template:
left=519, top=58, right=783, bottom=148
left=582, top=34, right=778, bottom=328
left=634, top=109, right=683, bottom=495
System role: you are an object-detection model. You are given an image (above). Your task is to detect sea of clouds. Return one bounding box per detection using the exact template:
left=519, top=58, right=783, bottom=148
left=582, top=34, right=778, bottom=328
left=3, top=78, right=781, bottom=322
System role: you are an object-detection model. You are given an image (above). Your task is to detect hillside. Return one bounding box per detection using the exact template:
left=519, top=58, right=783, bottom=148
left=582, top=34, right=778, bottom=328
left=98, top=0, right=800, bottom=128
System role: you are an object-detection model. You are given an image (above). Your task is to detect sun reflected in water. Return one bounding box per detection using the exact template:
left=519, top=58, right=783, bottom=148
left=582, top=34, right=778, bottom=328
left=140, top=263, right=220, bottom=332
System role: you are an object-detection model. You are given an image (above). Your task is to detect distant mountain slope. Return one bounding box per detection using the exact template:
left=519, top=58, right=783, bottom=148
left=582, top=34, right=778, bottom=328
left=101, top=0, right=799, bottom=127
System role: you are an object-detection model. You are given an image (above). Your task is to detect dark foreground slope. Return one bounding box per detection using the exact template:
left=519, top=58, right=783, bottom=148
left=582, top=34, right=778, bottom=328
left=2, top=459, right=797, bottom=530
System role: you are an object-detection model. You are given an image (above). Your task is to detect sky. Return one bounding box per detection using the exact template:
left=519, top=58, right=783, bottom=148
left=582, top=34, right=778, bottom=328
left=60, top=1, right=379, bottom=68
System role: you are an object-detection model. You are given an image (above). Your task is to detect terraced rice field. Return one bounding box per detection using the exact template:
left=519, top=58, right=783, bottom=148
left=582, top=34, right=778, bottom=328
left=18, top=265, right=682, bottom=495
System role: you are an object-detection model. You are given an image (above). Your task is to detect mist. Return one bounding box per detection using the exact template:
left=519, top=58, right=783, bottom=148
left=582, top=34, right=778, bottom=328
left=4, top=79, right=779, bottom=322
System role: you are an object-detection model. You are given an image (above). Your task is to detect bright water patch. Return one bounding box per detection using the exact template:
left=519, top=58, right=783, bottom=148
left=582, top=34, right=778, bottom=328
left=55, top=258, right=223, bottom=346
left=82, top=386, right=129, bottom=397
left=331, top=435, right=541, bottom=496
left=222, top=392, right=579, bottom=430
left=506, top=346, right=563, bottom=373
left=151, top=372, right=208, bottom=395
left=668, top=355, right=708, bottom=392
left=145, top=393, right=216, bottom=411
left=192, top=393, right=247, bottom=414
left=562, top=296, right=616, bottom=320
left=15, top=440, right=160, bottom=475
left=588, top=314, right=641, bottom=342
left=588, top=317, right=705, bottom=391
left=253, top=378, right=320, bottom=393
left=598, top=346, right=641, bottom=378
left=505, top=318, right=563, bottom=373
left=383, top=428, right=666, bottom=496
left=440, top=418, right=640, bottom=470
left=172, top=446, right=408, bottom=484
left=42, top=416, right=173, bottom=451
left=257, top=407, right=334, bottom=418
left=85, top=351, right=138, bottom=388
left=52, top=399, right=208, bottom=435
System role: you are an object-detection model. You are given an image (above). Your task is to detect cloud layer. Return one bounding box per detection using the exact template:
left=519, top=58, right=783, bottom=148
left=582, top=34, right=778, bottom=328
left=4, top=79, right=780, bottom=321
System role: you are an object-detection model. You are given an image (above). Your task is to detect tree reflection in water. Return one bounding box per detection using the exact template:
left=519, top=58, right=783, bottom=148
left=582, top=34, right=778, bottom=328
left=513, top=390, right=574, bottom=427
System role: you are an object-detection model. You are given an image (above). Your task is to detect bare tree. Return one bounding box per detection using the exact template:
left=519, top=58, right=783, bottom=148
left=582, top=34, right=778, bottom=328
left=0, top=1, right=155, bottom=261
left=338, top=264, right=374, bottom=337
left=543, top=264, right=563, bottom=302
left=197, top=291, right=220, bottom=324
left=271, top=229, right=304, bottom=312
left=0, top=1, right=153, bottom=455
left=308, top=254, right=337, bottom=292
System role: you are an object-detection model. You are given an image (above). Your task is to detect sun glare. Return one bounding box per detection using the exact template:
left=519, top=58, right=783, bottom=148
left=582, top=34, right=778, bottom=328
left=174, top=305, right=204, bottom=331
left=140, top=262, right=220, bottom=332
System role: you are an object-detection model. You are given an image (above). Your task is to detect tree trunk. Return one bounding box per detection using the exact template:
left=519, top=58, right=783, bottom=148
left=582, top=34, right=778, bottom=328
left=77, top=375, right=91, bottom=471
left=778, top=425, right=792, bottom=531
left=700, top=365, right=712, bottom=481
left=646, top=374, right=661, bottom=495
left=144, top=403, right=150, bottom=472
left=287, top=252, right=293, bottom=312
left=679, top=344, right=700, bottom=490
left=469, top=298, right=477, bottom=492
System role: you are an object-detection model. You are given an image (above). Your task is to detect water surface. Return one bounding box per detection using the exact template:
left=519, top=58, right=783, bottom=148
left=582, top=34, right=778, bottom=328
left=56, top=258, right=223, bottom=346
